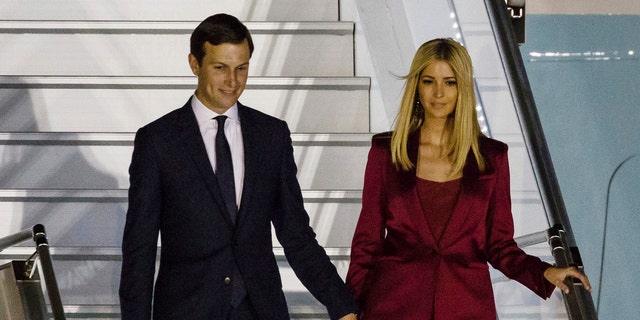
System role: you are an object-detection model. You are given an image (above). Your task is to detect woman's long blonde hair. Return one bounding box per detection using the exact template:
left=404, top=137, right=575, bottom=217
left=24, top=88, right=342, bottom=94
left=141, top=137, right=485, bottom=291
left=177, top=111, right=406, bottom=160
left=390, top=38, right=486, bottom=174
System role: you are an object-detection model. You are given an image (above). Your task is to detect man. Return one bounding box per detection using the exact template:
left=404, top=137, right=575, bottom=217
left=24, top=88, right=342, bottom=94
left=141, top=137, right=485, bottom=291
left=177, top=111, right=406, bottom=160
left=119, top=13, right=357, bottom=320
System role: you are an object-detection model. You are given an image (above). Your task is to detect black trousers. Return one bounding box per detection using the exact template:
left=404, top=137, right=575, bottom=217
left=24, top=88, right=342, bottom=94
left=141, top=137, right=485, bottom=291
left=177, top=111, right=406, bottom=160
left=227, top=297, right=257, bottom=320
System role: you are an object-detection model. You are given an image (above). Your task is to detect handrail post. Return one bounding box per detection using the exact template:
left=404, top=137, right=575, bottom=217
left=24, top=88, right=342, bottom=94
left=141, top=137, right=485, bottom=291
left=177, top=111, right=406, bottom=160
left=33, top=224, right=66, bottom=320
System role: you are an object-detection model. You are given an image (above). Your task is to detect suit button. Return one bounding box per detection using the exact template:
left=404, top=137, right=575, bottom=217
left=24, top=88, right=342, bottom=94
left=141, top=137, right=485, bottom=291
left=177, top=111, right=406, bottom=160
left=224, top=277, right=231, bottom=284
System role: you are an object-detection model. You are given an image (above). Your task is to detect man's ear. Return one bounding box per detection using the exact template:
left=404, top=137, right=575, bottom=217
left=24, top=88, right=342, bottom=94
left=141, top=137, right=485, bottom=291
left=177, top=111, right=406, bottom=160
left=188, top=53, right=200, bottom=76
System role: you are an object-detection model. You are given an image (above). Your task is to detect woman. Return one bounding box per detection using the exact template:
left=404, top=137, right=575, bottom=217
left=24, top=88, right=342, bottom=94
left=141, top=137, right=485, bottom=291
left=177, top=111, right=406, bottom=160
left=346, top=38, right=590, bottom=319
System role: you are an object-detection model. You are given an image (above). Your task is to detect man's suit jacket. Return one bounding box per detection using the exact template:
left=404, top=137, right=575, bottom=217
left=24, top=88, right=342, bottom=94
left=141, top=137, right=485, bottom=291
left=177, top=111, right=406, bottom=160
left=346, top=132, right=554, bottom=319
left=119, top=100, right=355, bottom=320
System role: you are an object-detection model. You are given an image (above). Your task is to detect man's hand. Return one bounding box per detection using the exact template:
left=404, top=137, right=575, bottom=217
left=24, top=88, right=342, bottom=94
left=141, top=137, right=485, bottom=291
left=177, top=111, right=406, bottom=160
left=544, top=266, right=592, bottom=294
left=339, top=313, right=358, bottom=320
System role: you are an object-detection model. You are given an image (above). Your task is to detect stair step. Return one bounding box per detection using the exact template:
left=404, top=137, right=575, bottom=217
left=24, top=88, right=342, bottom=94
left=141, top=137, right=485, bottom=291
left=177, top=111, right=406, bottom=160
left=0, top=0, right=339, bottom=22
left=0, top=133, right=372, bottom=190
left=0, top=242, right=549, bottom=262
left=0, top=247, right=350, bottom=308
left=0, top=21, right=354, bottom=77
left=0, top=190, right=363, bottom=248
left=0, top=185, right=545, bottom=249
left=0, top=247, right=351, bottom=262
left=0, top=245, right=554, bottom=313
left=33, top=304, right=334, bottom=320
left=0, top=189, right=361, bottom=203
left=0, top=76, right=370, bottom=133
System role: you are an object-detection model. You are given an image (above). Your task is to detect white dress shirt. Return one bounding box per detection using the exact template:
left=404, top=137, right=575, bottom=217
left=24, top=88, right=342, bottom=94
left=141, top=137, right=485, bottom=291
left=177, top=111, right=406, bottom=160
left=191, top=95, right=245, bottom=209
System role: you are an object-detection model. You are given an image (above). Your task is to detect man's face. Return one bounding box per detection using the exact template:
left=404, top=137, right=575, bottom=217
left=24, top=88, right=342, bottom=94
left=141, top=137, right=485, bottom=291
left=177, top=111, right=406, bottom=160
left=188, top=40, right=250, bottom=114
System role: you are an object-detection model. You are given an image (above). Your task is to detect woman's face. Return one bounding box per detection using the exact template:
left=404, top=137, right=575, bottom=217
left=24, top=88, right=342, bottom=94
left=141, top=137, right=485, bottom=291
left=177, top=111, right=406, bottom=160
left=417, top=60, right=458, bottom=121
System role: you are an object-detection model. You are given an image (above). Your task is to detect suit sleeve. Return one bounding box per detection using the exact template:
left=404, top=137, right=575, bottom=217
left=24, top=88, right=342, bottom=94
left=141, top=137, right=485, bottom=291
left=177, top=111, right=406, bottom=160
left=119, top=127, right=162, bottom=319
left=271, top=123, right=357, bottom=319
left=486, top=145, right=555, bottom=299
left=345, top=141, right=387, bottom=309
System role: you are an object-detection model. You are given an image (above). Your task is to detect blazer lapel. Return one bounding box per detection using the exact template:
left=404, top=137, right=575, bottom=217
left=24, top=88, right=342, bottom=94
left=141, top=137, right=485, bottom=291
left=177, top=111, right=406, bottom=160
left=438, top=149, right=494, bottom=249
left=401, top=133, right=440, bottom=248
left=437, top=177, right=475, bottom=249
left=174, top=102, right=234, bottom=227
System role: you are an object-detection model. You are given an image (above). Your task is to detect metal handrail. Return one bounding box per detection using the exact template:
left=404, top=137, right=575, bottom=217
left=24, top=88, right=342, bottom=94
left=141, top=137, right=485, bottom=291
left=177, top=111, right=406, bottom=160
left=549, top=225, right=598, bottom=319
left=0, top=229, right=32, bottom=251
left=483, top=0, right=598, bottom=319
left=0, top=224, right=66, bottom=319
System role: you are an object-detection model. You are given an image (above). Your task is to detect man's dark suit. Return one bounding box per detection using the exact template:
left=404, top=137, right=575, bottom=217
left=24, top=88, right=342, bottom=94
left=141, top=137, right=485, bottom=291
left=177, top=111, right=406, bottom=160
left=119, top=100, right=355, bottom=319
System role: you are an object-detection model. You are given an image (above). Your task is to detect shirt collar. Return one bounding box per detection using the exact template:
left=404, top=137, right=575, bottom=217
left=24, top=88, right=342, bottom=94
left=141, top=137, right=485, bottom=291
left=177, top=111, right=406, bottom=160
left=191, top=94, right=240, bottom=126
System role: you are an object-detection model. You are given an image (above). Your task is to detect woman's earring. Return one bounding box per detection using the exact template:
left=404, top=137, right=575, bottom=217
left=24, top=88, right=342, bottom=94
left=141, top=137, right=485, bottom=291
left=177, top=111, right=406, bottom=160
left=414, top=99, right=424, bottom=119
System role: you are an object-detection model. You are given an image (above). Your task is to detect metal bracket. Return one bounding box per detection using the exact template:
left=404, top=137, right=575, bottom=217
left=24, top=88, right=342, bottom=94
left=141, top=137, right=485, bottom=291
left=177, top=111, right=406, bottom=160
left=505, top=0, right=525, bottom=19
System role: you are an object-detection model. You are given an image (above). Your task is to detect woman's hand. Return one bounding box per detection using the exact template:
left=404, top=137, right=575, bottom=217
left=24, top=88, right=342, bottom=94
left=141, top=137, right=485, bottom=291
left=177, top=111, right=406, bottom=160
left=544, top=266, right=592, bottom=294
left=339, top=313, right=358, bottom=320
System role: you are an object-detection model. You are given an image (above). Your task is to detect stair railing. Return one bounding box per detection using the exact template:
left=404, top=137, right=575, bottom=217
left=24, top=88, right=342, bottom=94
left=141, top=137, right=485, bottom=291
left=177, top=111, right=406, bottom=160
left=483, top=0, right=598, bottom=319
left=0, top=224, right=66, bottom=319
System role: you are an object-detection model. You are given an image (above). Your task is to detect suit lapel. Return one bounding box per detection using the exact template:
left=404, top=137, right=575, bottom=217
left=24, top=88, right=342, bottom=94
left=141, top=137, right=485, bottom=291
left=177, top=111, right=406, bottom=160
left=235, top=102, right=258, bottom=229
left=174, top=101, right=234, bottom=227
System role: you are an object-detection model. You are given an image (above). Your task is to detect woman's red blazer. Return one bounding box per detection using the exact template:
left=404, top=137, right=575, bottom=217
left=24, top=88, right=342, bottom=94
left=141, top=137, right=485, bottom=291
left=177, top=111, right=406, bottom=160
left=346, top=132, right=554, bottom=319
